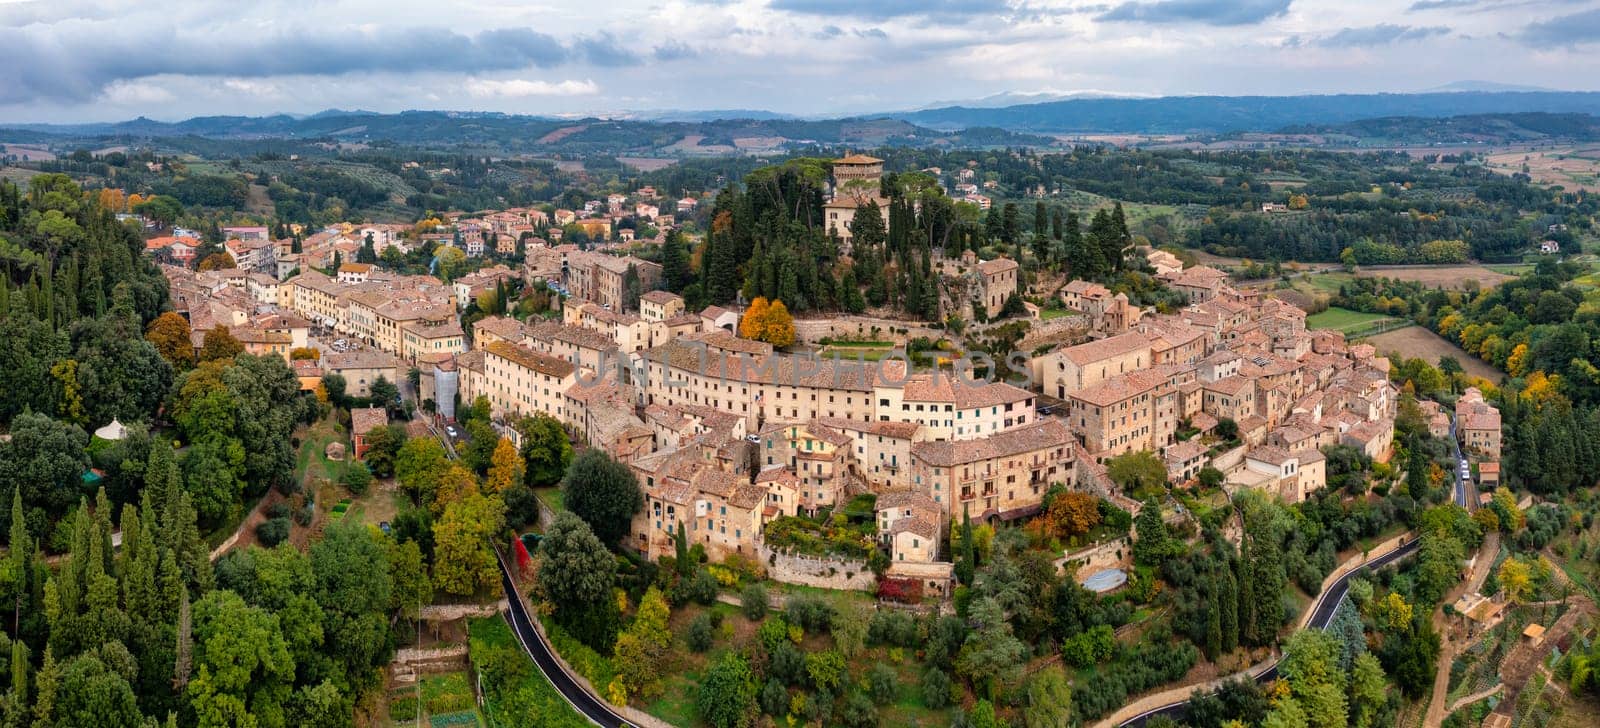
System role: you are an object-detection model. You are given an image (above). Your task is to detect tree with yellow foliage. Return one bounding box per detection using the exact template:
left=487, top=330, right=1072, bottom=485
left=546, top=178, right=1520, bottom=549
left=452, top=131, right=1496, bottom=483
left=761, top=300, right=795, bottom=348
left=431, top=463, right=480, bottom=514
left=1288, top=194, right=1309, bottom=210
left=97, top=188, right=126, bottom=213
left=739, top=297, right=769, bottom=340
left=1498, top=558, right=1532, bottom=603
left=289, top=347, right=320, bottom=361
left=486, top=437, right=524, bottom=494
left=1369, top=592, right=1413, bottom=632
left=198, top=252, right=236, bottom=271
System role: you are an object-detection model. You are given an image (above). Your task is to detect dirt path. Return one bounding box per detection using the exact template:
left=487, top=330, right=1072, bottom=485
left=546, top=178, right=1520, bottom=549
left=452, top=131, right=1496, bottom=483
left=1423, top=532, right=1501, bottom=728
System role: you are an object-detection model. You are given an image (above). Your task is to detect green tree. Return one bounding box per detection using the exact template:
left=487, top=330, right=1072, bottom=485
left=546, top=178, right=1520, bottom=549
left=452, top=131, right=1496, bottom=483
left=433, top=492, right=505, bottom=597
left=1024, top=665, right=1073, bottom=728
left=394, top=437, right=451, bottom=504
left=661, top=230, right=693, bottom=291
left=516, top=414, right=572, bottom=487
left=1107, top=450, right=1167, bottom=496
left=360, top=424, right=406, bottom=478
left=697, top=652, right=757, bottom=728
left=956, top=597, right=1027, bottom=699
left=561, top=450, right=642, bottom=546
left=188, top=590, right=295, bottom=727
left=1132, top=499, right=1178, bottom=566
left=538, top=513, right=619, bottom=652
left=1349, top=652, right=1388, bottom=728
left=956, top=508, right=976, bottom=586
left=55, top=654, right=143, bottom=728
left=198, top=326, right=243, bottom=363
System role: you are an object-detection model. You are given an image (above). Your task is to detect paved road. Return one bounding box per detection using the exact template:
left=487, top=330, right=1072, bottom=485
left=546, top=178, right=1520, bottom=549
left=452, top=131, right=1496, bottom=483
left=494, top=548, right=632, bottom=728
left=1447, top=412, right=1477, bottom=510
left=1120, top=538, right=1420, bottom=726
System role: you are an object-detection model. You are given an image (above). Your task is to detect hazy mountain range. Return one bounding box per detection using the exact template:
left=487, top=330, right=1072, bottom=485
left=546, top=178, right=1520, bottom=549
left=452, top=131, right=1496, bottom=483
left=9, top=90, right=1600, bottom=151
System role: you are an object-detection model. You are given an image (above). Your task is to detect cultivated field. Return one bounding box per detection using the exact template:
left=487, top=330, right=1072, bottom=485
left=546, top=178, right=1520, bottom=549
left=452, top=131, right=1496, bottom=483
left=617, top=156, right=677, bottom=171
left=1359, top=327, right=1502, bottom=381
left=1354, top=265, right=1515, bottom=290
left=1305, top=307, right=1391, bottom=333
left=1485, top=146, right=1600, bottom=192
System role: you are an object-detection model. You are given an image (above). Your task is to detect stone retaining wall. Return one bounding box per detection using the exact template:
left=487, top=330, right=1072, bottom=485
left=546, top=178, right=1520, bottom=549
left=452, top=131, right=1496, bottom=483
left=793, top=316, right=941, bottom=345
left=759, top=545, right=876, bottom=591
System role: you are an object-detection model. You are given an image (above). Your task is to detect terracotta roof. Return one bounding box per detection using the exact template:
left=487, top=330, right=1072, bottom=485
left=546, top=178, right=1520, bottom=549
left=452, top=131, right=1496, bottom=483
left=641, top=290, right=681, bottom=305
left=1248, top=445, right=1295, bottom=466
left=834, top=153, right=883, bottom=164
left=322, top=349, right=401, bottom=371
left=978, top=257, right=1019, bottom=276
left=902, top=375, right=1032, bottom=410
left=1055, top=331, right=1152, bottom=366
left=1163, top=440, right=1208, bottom=464
left=891, top=515, right=938, bottom=540
left=1070, top=366, right=1179, bottom=407
left=1203, top=375, right=1253, bottom=397
left=485, top=340, right=576, bottom=378
left=876, top=490, right=939, bottom=513
left=910, top=418, right=1072, bottom=468
left=351, top=407, right=388, bottom=436
left=814, top=416, right=920, bottom=439
left=526, top=319, right=618, bottom=352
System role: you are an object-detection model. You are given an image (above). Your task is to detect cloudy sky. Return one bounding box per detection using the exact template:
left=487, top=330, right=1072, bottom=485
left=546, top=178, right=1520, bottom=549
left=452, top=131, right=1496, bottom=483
left=4, top=0, right=1600, bottom=122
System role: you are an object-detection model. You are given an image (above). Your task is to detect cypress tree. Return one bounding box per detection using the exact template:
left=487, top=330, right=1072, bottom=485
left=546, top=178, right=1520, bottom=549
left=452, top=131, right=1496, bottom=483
left=1205, top=599, right=1223, bottom=660
left=1220, top=566, right=1240, bottom=652
left=32, top=646, right=56, bottom=728
left=956, top=509, right=975, bottom=587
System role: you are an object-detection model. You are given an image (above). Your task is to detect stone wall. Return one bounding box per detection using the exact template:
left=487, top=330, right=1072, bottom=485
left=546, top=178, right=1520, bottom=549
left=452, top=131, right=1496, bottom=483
left=1211, top=444, right=1248, bottom=473
left=759, top=545, right=877, bottom=591
left=1059, top=537, right=1130, bottom=581
left=792, top=315, right=942, bottom=346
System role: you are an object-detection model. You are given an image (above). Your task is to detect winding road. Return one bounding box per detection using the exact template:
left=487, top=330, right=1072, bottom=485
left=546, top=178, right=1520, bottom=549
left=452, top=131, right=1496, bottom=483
left=493, top=547, right=634, bottom=728
left=1118, top=537, right=1421, bottom=727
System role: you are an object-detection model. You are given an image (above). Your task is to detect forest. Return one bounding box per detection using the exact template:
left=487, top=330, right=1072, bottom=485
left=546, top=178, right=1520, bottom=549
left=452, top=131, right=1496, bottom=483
left=1332, top=259, right=1600, bottom=499
left=0, top=174, right=515, bottom=726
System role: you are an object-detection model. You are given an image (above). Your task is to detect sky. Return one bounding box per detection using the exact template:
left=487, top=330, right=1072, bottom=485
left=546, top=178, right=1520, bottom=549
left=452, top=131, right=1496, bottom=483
left=4, top=0, right=1600, bottom=123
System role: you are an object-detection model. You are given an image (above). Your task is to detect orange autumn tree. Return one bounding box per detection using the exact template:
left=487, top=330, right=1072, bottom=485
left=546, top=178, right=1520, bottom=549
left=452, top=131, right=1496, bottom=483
left=739, top=297, right=769, bottom=340
left=761, top=300, right=795, bottom=348
left=145, top=311, right=196, bottom=369
left=737, top=297, right=796, bottom=348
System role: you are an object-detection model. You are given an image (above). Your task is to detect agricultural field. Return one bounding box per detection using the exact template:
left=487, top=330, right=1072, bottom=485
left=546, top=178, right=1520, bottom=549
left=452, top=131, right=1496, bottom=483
left=1485, top=146, right=1600, bottom=192
left=1354, top=265, right=1516, bottom=290
left=1359, top=327, right=1503, bottom=381
left=1305, top=306, right=1391, bottom=333
left=468, top=618, right=588, bottom=728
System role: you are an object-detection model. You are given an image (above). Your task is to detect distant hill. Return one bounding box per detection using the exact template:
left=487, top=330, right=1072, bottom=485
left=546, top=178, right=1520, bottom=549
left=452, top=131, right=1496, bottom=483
left=895, top=91, right=1600, bottom=133
left=0, top=110, right=1051, bottom=154
left=1279, top=112, right=1600, bottom=144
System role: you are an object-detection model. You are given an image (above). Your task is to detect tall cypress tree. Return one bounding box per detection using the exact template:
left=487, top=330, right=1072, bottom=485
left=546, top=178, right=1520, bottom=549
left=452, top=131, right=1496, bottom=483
left=1220, top=565, right=1240, bottom=652
left=956, top=509, right=975, bottom=587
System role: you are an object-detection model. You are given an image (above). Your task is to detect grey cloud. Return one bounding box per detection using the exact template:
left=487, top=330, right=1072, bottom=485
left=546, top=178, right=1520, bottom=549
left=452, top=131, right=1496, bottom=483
left=653, top=41, right=699, bottom=61
left=574, top=34, right=641, bottom=67
left=1315, top=24, right=1451, bottom=47
left=0, top=25, right=641, bottom=104
left=1098, top=0, right=1291, bottom=26
left=1520, top=8, right=1600, bottom=45
left=769, top=0, right=1010, bottom=21
left=1409, top=0, right=1478, bottom=9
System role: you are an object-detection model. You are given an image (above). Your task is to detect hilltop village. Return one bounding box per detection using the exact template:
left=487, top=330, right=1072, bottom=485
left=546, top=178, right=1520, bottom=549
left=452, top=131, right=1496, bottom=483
left=151, top=153, right=1457, bottom=601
